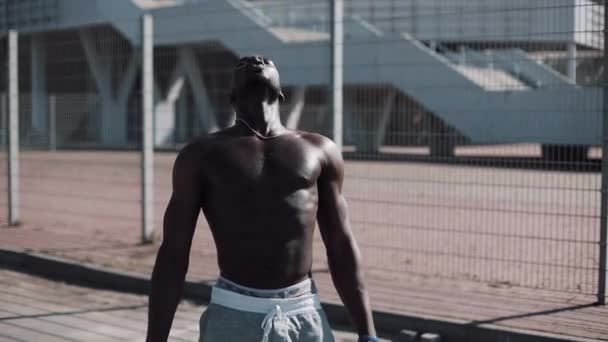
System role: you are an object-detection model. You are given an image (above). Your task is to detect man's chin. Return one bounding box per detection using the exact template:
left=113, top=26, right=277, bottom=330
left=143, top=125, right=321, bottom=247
left=248, top=72, right=271, bottom=84
left=243, top=78, right=280, bottom=94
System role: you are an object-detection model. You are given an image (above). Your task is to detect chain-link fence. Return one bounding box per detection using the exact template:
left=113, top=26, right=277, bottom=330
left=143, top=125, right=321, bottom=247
left=2, top=16, right=145, bottom=248
left=337, top=0, right=604, bottom=296
left=1, top=0, right=606, bottom=301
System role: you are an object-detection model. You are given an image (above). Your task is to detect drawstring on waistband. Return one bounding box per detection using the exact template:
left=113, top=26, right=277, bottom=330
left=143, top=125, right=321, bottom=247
left=261, top=305, right=285, bottom=342
left=209, top=286, right=322, bottom=340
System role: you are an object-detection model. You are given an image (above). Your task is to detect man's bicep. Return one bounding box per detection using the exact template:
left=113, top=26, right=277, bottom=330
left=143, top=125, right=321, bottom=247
left=163, top=147, right=203, bottom=244
left=172, top=145, right=203, bottom=202
left=316, top=141, right=351, bottom=248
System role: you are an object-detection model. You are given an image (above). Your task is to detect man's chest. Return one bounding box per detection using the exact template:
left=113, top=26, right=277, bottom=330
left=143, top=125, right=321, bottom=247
left=207, top=139, right=323, bottom=191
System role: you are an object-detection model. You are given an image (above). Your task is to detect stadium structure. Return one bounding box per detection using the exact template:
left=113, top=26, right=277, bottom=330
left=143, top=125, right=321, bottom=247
left=0, top=0, right=604, bottom=158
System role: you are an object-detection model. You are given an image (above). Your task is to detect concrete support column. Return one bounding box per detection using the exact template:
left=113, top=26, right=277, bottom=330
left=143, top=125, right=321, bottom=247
left=567, top=42, right=577, bottom=83
left=354, top=89, right=396, bottom=153
left=286, top=86, right=306, bottom=129
left=154, top=75, right=185, bottom=146
left=485, top=50, right=494, bottom=69
left=375, top=89, right=396, bottom=150
left=31, top=34, right=48, bottom=141
left=458, top=45, right=466, bottom=65
left=175, top=87, right=188, bottom=142
left=79, top=29, right=139, bottom=146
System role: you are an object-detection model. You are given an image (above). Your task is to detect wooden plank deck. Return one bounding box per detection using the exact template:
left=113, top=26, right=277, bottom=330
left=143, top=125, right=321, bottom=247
left=0, top=269, right=370, bottom=341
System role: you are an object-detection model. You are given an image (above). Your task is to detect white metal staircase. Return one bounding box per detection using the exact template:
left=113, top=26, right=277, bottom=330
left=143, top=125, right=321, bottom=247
left=120, top=0, right=602, bottom=146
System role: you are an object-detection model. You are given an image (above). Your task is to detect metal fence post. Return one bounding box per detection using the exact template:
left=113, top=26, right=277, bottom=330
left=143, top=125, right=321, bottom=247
left=142, top=15, right=155, bottom=243
left=7, top=30, right=19, bottom=226
left=331, top=0, right=343, bottom=149
left=599, top=2, right=608, bottom=305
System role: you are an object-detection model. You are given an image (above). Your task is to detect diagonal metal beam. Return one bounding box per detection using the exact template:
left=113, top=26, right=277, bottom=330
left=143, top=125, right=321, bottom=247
left=178, top=46, right=217, bottom=133
left=78, top=29, right=111, bottom=97
left=118, top=50, right=141, bottom=105
left=375, top=88, right=397, bottom=150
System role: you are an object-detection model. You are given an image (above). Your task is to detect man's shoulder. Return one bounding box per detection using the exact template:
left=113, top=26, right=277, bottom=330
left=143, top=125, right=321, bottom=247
left=175, top=132, right=221, bottom=162
left=173, top=131, right=229, bottom=176
left=180, top=127, right=339, bottom=157
left=292, top=130, right=342, bottom=168
left=180, top=127, right=238, bottom=152
left=294, top=130, right=336, bottom=151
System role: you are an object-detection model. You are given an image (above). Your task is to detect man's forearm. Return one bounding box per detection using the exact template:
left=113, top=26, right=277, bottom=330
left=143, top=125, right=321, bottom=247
left=332, top=272, right=375, bottom=336
left=146, top=244, right=188, bottom=342
left=328, top=243, right=376, bottom=337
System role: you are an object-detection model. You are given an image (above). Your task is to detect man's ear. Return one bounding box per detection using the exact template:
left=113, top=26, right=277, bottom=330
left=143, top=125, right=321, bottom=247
left=279, top=91, right=285, bottom=102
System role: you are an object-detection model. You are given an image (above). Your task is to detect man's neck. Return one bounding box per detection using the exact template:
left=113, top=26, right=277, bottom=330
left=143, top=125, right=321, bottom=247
left=235, top=100, right=284, bottom=137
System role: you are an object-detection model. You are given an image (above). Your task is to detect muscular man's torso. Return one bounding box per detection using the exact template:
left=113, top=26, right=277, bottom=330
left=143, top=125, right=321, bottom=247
left=194, top=126, right=330, bottom=289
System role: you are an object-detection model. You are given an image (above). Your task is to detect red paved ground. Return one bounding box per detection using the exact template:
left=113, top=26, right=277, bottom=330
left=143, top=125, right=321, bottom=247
left=0, top=150, right=606, bottom=340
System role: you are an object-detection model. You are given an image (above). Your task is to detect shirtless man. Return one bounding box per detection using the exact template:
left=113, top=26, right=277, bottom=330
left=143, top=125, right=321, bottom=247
left=146, top=56, right=377, bottom=342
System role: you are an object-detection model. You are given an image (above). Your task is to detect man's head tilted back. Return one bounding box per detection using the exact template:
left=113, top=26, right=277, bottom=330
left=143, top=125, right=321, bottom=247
left=230, top=55, right=285, bottom=106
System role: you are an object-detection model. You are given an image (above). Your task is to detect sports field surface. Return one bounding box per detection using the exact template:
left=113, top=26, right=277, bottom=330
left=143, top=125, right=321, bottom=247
left=0, top=150, right=606, bottom=340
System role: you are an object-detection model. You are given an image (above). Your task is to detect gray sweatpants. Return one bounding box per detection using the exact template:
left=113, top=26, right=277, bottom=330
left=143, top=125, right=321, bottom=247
left=199, top=277, right=334, bottom=342
left=199, top=303, right=334, bottom=342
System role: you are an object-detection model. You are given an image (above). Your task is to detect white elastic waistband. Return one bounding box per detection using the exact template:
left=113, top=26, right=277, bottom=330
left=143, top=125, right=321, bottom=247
left=210, top=286, right=322, bottom=314
left=217, top=276, right=313, bottom=296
